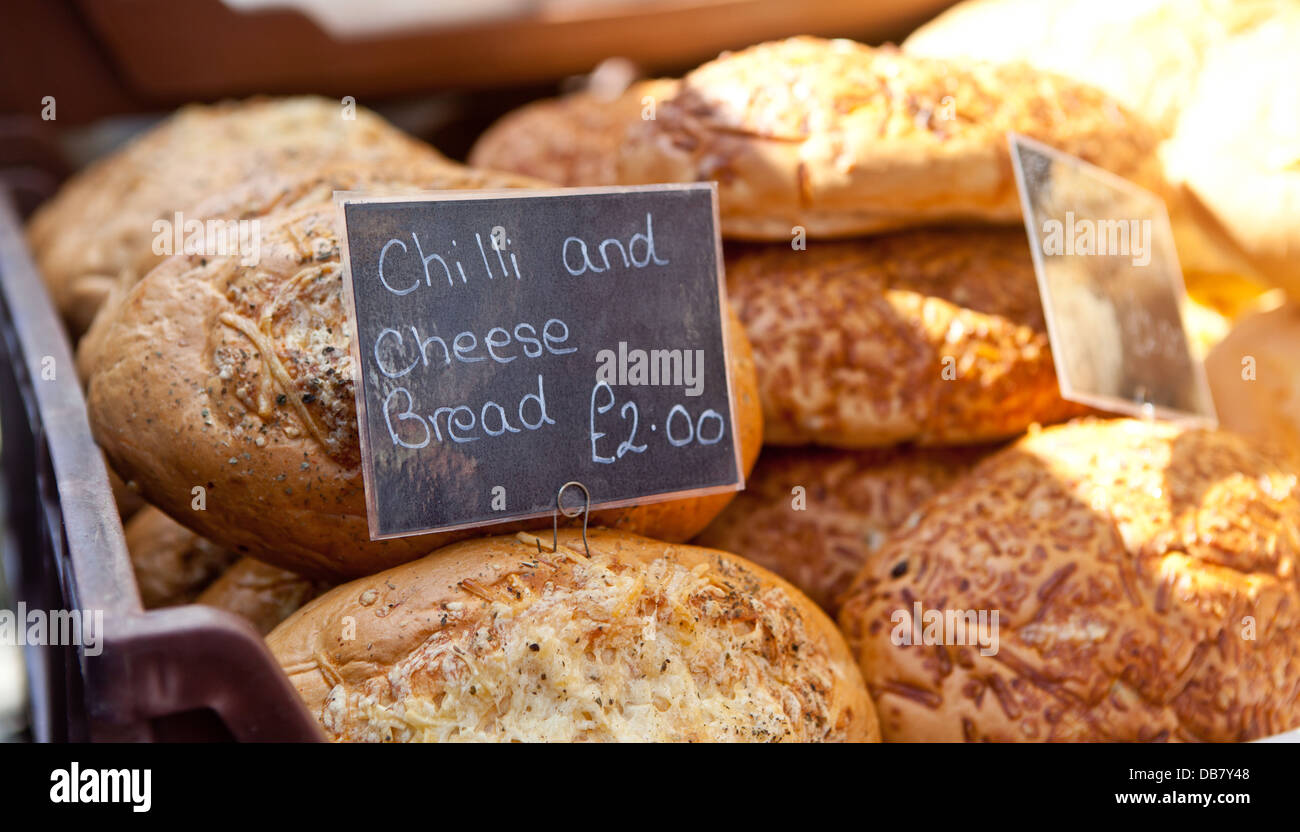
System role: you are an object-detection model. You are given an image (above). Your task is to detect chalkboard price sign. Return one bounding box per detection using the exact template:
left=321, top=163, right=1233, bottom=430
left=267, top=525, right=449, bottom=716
left=336, top=184, right=742, bottom=539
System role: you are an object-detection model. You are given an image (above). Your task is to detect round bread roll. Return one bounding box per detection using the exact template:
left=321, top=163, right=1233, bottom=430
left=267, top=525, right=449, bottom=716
left=726, top=228, right=1088, bottom=446
left=1160, top=12, right=1300, bottom=296
left=83, top=195, right=763, bottom=579
left=616, top=37, right=1167, bottom=240
left=197, top=558, right=329, bottom=636
left=695, top=445, right=991, bottom=613
left=26, top=96, right=441, bottom=336
left=268, top=528, right=878, bottom=742
left=839, top=417, right=1300, bottom=742
left=124, top=506, right=240, bottom=608
left=1206, top=301, right=1300, bottom=461
left=469, top=79, right=678, bottom=186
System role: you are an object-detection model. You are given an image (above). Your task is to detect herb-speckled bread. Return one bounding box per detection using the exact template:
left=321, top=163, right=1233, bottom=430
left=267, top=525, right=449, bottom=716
left=268, top=528, right=878, bottom=742
left=81, top=180, right=762, bottom=578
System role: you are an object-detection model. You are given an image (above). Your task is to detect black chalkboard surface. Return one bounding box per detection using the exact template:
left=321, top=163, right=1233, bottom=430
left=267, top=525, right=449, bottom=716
left=337, top=184, right=742, bottom=539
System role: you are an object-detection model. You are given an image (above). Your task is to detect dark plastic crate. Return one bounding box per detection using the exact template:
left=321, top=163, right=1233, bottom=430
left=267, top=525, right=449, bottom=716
left=0, top=186, right=322, bottom=741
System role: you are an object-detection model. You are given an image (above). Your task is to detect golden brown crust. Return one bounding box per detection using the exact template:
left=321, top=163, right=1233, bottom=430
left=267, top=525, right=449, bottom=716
left=469, top=80, right=678, bottom=186
left=267, top=528, right=878, bottom=742
left=1206, top=301, right=1300, bottom=462
left=838, top=417, right=1300, bottom=742
left=903, top=0, right=1292, bottom=135
left=83, top=183, right=762, bottom=579
left=725, top=229, right=1089, bottom=447
left=197, top=557, right=329, bottom=636
left=123, top=506, right=240, bottom=608
left=695, top=445, right=992, bottom=613
left=26, top=96, right=443, bottom=336
left=617, top=37, right=1167, bottom=240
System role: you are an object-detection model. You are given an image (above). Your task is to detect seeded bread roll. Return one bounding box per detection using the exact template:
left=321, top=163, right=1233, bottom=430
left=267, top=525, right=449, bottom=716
left=83, top=190, right=762, bottom=579
left=615, top=37, right=1167, bottom=240
left=124, top=506, right=240, bottom=608
left=838, top=418, right=1300, bottom=742
left=726, top=228, right=1088, bottom=447
left=695, top=445, right=991, bottom=613
left=197, top=558, right=329, bottom=636
left=26, top=96, right=442, bottom=336
left=268, top=528, right=878, bottom=742
left=1206, top=301, right=1300, bottom=461
left=469, top=80, right=678, bottom=186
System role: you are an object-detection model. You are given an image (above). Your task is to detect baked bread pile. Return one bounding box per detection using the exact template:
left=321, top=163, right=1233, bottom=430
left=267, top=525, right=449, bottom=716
left=28, top=16, right=1300, bottom=741
left=37, top=95, right=863, bottom=741
left=470, top=32, right=1300, bottom=741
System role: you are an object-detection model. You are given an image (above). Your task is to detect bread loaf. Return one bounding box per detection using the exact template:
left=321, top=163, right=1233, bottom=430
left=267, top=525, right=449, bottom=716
left=83, top=188, right=762, bottom=578
left=695, top=445, right=991, bottom=612
left=838, top=418, right=1300, bottom=741
left=469, top=80, right=677, bottom=186
left=1206, top=301, right=1300, bottom=461
left=124, top=506, right=240, bottom=608
left=616, top=37, right=1167, bottom=240
left=725, top=228, right=1088, bottom=447
left=197, top=558, right=329, bottom=635
left=268, top=528, right=878, bottom=742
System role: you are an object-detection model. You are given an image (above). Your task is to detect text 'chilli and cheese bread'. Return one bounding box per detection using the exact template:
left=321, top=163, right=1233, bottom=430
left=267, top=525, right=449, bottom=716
left=197, top=558, right=330, bottom=636
left=695, top=445, right=992, bottom=613
left=267, top=529, right=878, bottom=742
left=469, top=79, right=678, bottom=186
left=725, top=228, right=1088, bottom=447
left=838, top=418, right=1300, bottom=742
left=615, top=37, right=1166, bottom=240
left=82, top=188, right=762, bottom=579
left=124, top=505, right=240, bottom=609
left=26, top=96, right=442, bottom=336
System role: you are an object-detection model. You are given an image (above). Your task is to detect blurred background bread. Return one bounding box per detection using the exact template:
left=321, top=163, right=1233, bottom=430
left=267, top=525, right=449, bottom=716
left=197, top=558, right=330, bottom=636
left=124, top=506, right=239, bottom=609
left=905, top=0, right=1300, bottom=300
left=470, top=79, right=677, bottom=186
left=1207, top=300, right=1300, bottom=462
left=268, top=528, right=878, bottom=742
left=839, top=418, right=1300, bottom=741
